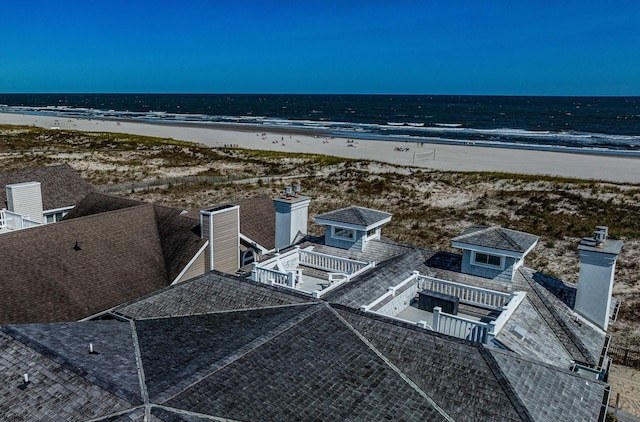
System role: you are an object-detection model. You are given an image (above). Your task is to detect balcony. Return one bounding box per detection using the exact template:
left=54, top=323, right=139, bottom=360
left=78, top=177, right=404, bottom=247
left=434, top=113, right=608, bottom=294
left=251, top=246, right=375, bottom=297
left=361, top=272, right=526, bottom=344
left=0, top=209, right=43, bottom=233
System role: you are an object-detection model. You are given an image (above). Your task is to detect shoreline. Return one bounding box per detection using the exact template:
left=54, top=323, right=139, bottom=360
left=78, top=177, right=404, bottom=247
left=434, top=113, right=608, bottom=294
left=1, top=111, right=640, bottom=184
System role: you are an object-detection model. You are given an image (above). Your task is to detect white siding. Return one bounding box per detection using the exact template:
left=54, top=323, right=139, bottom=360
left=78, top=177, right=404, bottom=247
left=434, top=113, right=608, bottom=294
left=6, top=182, right=44, bottom=223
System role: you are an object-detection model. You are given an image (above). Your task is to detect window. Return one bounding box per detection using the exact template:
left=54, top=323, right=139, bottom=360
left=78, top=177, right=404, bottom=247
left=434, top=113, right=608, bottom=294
left=472, top=252, right=503, bottom=268
left=366, top=227, right=378, bottom=239
left=44, top=211, right=65, bottom=224
left=332, top=226, right=355, bottom=241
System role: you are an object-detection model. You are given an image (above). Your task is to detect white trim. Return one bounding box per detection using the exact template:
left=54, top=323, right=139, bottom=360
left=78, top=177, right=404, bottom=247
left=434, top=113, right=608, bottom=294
left=315, top=215, right=391, bottom=232
left=471, top=250, right=505, bottom=270
left=239, top=233, right=269, bottom=255
left=171, top=241, right=209, bottom=285
left=452, top=241, right=525, bottom=259
left=43, top=205, right=74, bottom=215
left=365, top=226, right=380, bottom=240
left=331, top=226, right=356, bottom=241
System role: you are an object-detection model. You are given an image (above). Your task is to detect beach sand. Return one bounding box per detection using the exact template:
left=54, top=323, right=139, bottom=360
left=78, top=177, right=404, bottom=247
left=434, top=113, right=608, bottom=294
left=2, top=112, right=639, bottom=183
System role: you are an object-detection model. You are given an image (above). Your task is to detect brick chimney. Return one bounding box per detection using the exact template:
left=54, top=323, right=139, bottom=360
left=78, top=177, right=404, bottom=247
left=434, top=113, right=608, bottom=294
left=574, top=226, right=623, bottom=330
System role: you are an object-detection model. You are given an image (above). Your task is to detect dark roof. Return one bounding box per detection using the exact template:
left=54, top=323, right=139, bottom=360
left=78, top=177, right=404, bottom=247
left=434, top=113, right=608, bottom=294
left=0, top=294, right=608, bottom=421
left=0, top=164, right=95, bottom=211
left=324, top=248, right=434, bottom=307
left=114, top=270, right=312, bottom=320
left=61, top=191, right=145, bottom=219
left=315, top=206, right=392, bottom=227
left=0, top=194, right=206, bottom=324
left=232, top=194, right=276, bottom=250
left=452, top=226, right=538, bottom=254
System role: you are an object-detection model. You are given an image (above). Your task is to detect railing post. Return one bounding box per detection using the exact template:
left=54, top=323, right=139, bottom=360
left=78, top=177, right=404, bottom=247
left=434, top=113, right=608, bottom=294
left=433, top=307, right=441, bottom=332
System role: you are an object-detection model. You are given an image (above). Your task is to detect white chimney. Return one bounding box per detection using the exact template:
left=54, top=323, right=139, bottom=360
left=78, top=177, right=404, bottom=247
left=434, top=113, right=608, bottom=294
left=574, top=226, right=622, bottom=331
left=273, top=188, right=311, bottom=251
left=6, top=182, right=44, bottom=223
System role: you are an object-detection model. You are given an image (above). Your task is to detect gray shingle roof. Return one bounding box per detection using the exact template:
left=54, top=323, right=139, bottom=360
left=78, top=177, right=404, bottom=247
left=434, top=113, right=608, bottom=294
left=0, top=163, right=95, bottom=211
left=490, top=348, right=608, bottom=422
left=0, top=271, right=609, bottom=421
left=323, top=248, right=432, bottom=307
left=0, top=194, right=206, bottom=324
left=114, top=270, right=312, bottom=320
left=315, top=206, right=392, bottom=227
left=452, top=226, right=538, bottom=253
left=0, top=330, right=133, bottom=420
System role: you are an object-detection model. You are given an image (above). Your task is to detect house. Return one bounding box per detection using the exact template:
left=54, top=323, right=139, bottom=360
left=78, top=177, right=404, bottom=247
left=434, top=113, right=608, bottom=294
left=0, top=163, right=95, bottom=230
left=0, top=270, right=610, bottom=421
left=0, top=189, right=622, bottom=420
left=249, top=197, right=620, bottom=379
left=0, top=192, right=208, bottom=324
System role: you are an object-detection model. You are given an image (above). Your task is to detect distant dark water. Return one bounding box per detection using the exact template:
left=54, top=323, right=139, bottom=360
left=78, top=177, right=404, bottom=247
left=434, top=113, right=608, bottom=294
left=1, top=94, right=639, bottom=151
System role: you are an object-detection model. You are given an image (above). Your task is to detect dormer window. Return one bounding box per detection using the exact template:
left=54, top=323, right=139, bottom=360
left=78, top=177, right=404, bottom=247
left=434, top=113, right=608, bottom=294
left=332, top=226, right=356, bottom=241
left=472, top=251, right=504, bottom=269
left=315, top=206, right=392, bottom=251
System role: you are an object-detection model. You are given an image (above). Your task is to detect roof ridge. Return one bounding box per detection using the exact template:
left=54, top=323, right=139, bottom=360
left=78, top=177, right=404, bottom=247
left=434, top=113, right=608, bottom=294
left=327, top=305, right=456, bottom=422
left=153, top=304, right=324, bottom=404
left=517, top=268, right=593, bottom=364
left=478, top=346, right=536, bottom=422
left=495, top=227, right=524, bottom=252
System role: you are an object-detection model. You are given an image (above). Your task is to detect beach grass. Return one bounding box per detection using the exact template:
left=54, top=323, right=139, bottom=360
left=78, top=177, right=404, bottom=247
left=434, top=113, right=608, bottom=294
left=3, top=124, right=640, bottom=346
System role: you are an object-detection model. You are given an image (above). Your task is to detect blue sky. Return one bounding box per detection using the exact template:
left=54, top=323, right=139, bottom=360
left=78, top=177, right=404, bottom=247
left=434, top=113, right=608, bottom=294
left=1, top=0, right=639, bottom=95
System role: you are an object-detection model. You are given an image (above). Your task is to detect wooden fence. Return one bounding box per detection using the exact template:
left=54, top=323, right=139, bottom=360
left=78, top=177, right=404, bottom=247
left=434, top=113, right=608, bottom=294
left=609, top=345, right=640, bottom=369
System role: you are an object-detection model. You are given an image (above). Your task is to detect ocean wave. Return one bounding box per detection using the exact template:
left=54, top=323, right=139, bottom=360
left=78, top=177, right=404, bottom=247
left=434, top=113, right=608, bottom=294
left=2, top=104, right=639, bottom=151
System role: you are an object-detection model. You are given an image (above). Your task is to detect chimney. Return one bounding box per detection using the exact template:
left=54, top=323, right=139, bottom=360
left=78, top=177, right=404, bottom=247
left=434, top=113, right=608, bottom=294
left=574, top=226, right=623, bottom=330
left=200, top=205, right=240, bottom=274
left=6, top=182, right=44, bottom=223
left=273, top=185, right=311, bottom=251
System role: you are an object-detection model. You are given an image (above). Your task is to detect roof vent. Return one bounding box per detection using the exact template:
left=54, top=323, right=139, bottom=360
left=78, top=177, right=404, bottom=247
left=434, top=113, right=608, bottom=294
left=89, top=343, right=99, bottom=354
left=73, top=241, right=81, bottom=251
left=510, top=325, right=528, bottom=341
left=18, top=373, right=30, bottom=390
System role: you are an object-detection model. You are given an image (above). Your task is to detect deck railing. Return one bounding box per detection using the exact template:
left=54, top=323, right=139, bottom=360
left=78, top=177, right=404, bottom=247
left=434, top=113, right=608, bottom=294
left=252, top=266, right=294, bottom=287
left=299, top=249, right=371, bottom=275
left=417, top=275, right=511, bottom=310
left=0, top=209, right=42, bottom=231
left=359, top=271, right=526, bottom=344
left=432, top=307, right=491, bottom=343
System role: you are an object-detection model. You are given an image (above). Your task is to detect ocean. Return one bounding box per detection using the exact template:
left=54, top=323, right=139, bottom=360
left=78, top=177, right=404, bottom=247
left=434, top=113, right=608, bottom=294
left=1, top=94, right=639, bottom=152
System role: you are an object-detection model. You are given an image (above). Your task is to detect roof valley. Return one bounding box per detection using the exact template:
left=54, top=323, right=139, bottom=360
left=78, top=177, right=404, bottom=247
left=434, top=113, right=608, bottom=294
left=477, top=346, right=535, bottom=422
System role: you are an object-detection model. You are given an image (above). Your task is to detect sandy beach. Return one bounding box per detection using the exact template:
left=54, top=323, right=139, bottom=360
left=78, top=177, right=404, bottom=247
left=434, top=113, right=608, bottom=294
left=1, top=112, right=639, bottom=183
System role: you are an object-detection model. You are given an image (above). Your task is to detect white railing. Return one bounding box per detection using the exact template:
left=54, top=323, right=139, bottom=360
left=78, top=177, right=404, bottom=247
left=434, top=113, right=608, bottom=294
left=432, top=307, right=491, bottom=343
left=299, top=249, right=370, bottom=275
left=0, top=209, right=43, bottom=231
left=252, top=266, right=294, bottom=287
left=417, top=275, right=511, bottom=310
left=489, top=291, right=526, bottom=336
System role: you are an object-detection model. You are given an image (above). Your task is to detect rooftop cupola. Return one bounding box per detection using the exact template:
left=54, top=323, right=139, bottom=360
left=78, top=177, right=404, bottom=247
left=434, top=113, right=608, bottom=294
left=273, top=184, right=311, bottom=251
left=314, top=206, right=392, bottom=251
left=452, top=226, right=538, bottom=282
left=574, top=226, right=623, bottom=331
